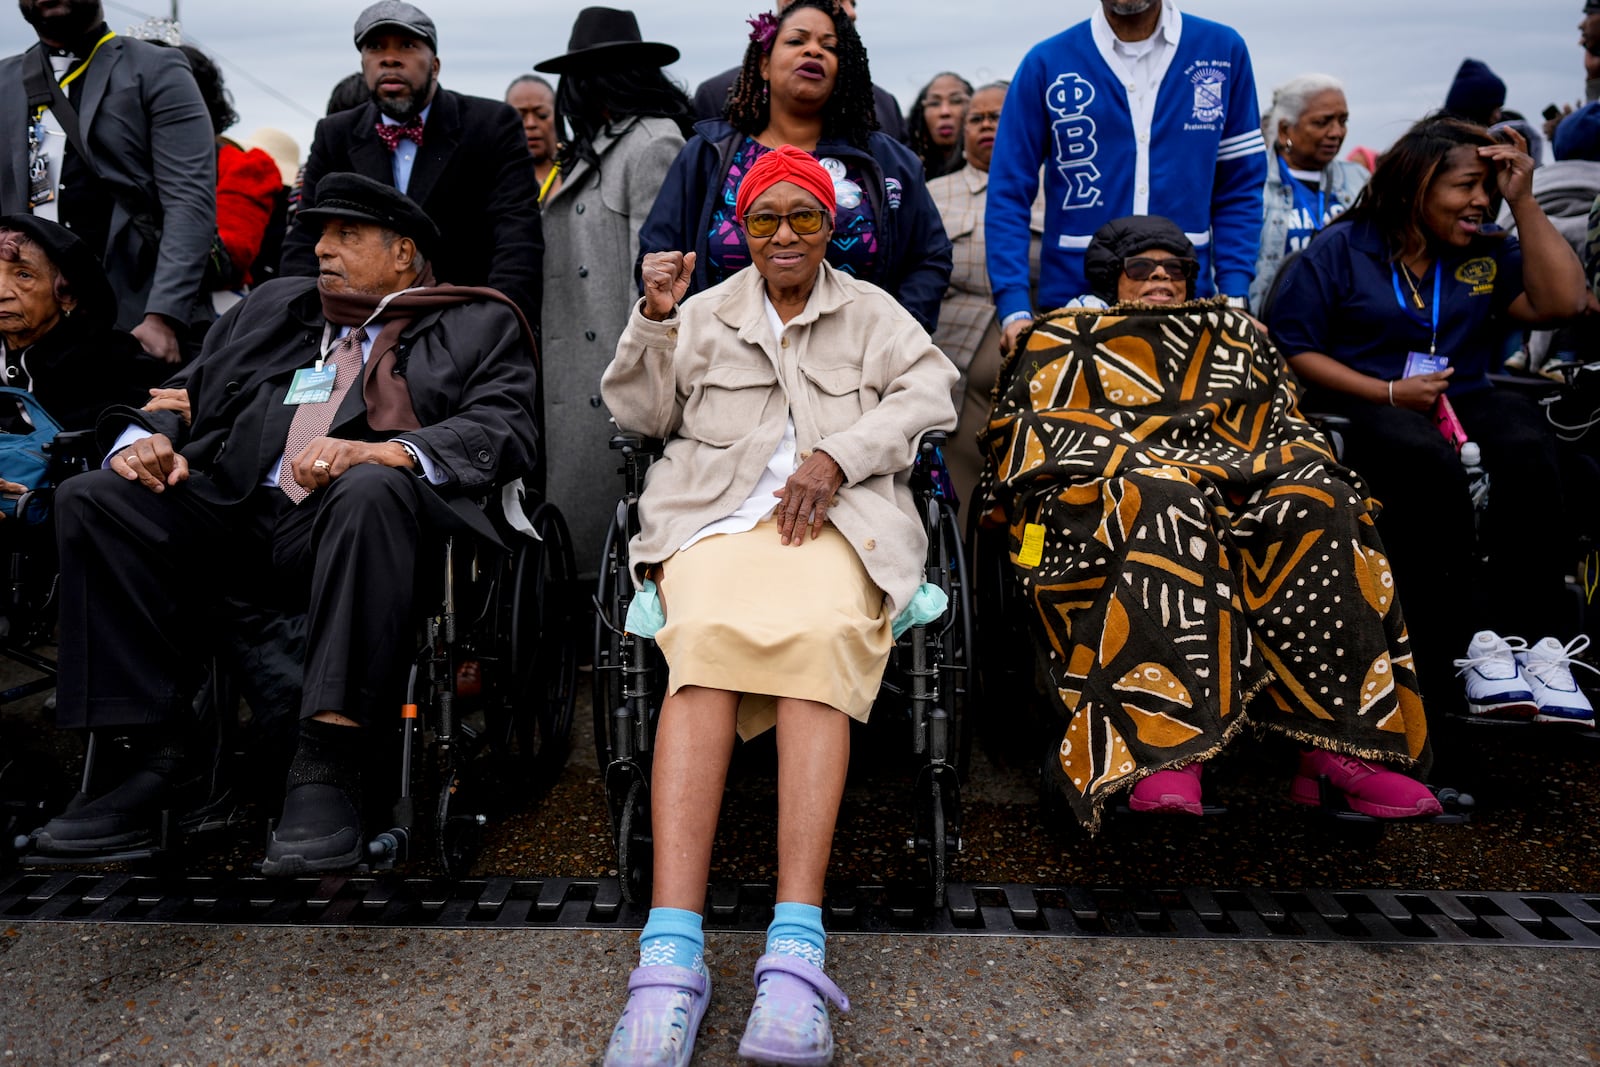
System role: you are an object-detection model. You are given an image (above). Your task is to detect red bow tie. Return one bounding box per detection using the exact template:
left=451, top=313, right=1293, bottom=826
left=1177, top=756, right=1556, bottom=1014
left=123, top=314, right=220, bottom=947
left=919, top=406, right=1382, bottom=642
left=374, top=116, right=425, bottom=152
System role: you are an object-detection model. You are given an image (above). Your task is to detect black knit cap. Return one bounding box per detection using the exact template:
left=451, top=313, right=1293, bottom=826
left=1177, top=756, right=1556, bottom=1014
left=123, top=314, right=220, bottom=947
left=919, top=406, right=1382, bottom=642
left=296, top=172, right=441, bottom=256
left=1083, top=215, right=1196, bottom=303
left=0, top=213, right=117, bottom=327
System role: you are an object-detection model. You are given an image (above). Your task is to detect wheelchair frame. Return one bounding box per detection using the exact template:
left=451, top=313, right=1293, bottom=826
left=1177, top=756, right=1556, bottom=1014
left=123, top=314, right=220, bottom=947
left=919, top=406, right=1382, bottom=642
left=10, top=479, right=580, bottom=879
left=590, top=430, right=970, bottom=907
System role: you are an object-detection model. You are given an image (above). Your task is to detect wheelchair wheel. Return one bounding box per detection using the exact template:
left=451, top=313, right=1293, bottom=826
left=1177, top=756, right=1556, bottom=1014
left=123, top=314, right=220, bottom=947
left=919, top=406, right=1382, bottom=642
left=592, top=509, right=626, bottom=769
left=915, top=766, right=959, bottom=909
left=616, top=777, right=653, bottom=905
left=505, top=502, right=579, bottom=777
left=433, top=752, right=486, bottom=879
left=932, top=500, right=974, bottom=776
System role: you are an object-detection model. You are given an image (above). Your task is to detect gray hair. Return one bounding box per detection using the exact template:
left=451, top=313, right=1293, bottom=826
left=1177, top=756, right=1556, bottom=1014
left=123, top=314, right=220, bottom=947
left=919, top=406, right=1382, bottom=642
left=1264, top=73, right=1346, bottom=145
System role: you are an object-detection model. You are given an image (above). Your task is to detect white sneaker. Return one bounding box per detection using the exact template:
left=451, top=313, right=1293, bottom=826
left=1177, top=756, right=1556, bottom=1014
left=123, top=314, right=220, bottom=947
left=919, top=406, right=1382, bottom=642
left=1453, top=630, right=1537, bottom=718
left=1521, top=635, right=1599, bottom=727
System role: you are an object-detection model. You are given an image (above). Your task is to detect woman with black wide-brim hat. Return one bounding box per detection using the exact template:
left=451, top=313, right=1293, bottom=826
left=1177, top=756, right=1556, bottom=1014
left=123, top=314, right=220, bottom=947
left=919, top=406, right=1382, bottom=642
left=533, top=7, right=694, bottom=582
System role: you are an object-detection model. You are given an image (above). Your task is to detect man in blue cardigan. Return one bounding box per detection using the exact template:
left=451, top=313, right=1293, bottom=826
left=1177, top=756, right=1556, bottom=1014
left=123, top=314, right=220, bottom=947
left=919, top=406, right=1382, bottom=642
left=986, top=0, right=1267, bottom=350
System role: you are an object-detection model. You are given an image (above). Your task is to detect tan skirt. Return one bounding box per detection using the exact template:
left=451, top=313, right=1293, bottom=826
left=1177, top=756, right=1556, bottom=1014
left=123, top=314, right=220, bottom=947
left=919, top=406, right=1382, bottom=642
left=655, top=520, right=894, bottom=740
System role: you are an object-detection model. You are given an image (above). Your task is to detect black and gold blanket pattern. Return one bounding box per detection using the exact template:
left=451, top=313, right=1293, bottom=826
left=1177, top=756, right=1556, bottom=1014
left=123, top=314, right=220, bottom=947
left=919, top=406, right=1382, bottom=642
left=978, top=302, right=1431, bottom=831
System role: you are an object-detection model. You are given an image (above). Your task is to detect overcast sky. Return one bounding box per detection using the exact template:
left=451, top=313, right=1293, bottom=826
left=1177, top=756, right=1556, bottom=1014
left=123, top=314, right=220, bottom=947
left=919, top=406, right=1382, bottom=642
left=0, top=1, right=1585, bottom=165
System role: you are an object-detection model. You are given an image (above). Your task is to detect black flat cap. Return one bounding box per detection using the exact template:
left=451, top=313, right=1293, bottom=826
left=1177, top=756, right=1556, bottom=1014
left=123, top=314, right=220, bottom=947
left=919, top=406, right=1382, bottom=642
left=353, top=1, right=437, bottom=52
left=296, top=173, right=441, bottom=255
left=0, top=213, right=117, bottom=327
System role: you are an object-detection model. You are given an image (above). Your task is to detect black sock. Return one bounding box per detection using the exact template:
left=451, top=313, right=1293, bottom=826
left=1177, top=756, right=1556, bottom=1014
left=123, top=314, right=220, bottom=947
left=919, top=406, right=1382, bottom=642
left=285, top=719, right=363, bottom=800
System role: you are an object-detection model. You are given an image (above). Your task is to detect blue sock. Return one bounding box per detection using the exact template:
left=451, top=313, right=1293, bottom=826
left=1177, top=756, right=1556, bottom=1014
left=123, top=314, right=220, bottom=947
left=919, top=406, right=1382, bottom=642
left=765, top=901, right=826, bottom=969
left=639, top=906, right=706, bottom=975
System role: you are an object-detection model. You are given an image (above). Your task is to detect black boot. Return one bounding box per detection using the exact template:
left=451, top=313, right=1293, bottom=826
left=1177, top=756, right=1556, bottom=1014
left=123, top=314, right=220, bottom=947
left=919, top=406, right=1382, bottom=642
left=32, top=731, right=189, bottom=855
left=260, top=719, right=364, bottom=876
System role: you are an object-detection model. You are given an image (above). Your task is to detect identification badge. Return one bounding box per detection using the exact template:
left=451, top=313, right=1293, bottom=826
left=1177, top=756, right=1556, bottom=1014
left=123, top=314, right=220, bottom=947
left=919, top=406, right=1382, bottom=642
left=1018, top=523, right=1046, bottom=568
left=285, top=363, right=338, bottom=405
left=1402, top=351, right=1448, bottom=378
left=27, top=148, right=53, bottom=208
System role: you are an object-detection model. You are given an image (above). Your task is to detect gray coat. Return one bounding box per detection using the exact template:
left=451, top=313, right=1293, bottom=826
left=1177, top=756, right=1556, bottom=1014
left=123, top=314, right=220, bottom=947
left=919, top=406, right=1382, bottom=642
left=0, top=38, right=217, bottom=332
left=541, top=115, right=684, bottom=573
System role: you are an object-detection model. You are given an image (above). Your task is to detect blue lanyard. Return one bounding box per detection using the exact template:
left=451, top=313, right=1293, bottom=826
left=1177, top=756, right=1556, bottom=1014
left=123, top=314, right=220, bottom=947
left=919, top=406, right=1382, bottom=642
left=1390, top=263, right=1442, bottom=355
left=1279, top=154, right=1328, bottom=230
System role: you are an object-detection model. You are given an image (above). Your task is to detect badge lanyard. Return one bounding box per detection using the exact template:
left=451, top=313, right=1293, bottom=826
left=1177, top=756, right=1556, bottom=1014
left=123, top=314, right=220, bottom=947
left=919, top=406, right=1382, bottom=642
left=1280, top=153, right=1328, bottom=231
left=1390, top=263, right=1441, bottom=356
left=314, top=286, right=421, bottom=371
left=30, top=30, right=116, bottom=127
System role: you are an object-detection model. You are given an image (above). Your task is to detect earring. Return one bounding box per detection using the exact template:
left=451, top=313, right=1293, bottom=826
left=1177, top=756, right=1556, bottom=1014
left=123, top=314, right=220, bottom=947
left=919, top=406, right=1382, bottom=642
left=762, top=80, right=769, bottom=101
left=63, top=307, right=72, bottom=318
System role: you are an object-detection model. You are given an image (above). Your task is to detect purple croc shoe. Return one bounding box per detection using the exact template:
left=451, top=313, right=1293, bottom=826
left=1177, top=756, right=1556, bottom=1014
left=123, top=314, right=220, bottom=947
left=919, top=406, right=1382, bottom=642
left=602, top=965, right=711, bottom=1067
left=737, top=953, right=851, bottom=1066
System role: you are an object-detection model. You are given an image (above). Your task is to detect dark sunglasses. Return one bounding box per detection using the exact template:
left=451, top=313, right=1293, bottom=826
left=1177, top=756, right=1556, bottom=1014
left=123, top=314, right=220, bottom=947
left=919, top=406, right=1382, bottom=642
left=742, top=209, right=828, bottom=238
left=1123, top=255, right=1198, bottom=281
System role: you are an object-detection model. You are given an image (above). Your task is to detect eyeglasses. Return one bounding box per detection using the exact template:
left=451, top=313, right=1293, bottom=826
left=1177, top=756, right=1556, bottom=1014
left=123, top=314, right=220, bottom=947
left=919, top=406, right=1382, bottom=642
left=742, top=209, right=828, bottom=238
left=1123, top=256, right=1198, bottom=281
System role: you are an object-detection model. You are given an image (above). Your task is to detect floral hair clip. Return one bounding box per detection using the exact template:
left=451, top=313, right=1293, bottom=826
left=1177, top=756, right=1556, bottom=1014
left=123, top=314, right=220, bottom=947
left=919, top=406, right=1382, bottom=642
left=747, top=12, right=779, bottom=52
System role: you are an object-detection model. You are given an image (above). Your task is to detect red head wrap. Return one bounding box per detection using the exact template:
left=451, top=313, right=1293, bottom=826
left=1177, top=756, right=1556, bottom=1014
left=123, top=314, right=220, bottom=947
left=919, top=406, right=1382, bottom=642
left=733, top=144, right=838, bottom=224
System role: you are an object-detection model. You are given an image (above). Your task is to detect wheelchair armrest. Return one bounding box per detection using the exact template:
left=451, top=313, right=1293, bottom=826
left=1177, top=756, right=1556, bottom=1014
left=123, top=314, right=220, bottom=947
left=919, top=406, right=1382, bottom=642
left=44, top=428, right=100, bottom=460
left=1487, top=371, right=1561, bottom=399
left=918, top=431, right=948, bottom=455
left=1306, top=413, right=1351, bottom=432
left=609, top=432, right=666, bottom=456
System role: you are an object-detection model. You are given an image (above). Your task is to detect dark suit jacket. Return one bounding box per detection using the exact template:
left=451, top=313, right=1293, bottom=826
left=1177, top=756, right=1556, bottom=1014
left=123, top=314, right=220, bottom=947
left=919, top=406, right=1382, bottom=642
left=101, top=277, right=539, bottom=513
left=281, top=90, right=544, bottom=329
left=0, top=38, right=216, bottom=331
left=691, top=66, right=908, bottom=143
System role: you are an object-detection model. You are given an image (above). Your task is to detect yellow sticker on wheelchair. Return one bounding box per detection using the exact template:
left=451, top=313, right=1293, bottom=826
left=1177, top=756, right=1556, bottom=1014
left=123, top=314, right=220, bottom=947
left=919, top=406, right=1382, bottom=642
left=1018, top=523, right=1046, bottom=568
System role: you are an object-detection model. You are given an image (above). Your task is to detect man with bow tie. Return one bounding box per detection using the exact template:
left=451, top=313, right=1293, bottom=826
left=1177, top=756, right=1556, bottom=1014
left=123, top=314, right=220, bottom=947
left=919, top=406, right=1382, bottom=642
left=0, top=0, right=216, bottom=363
left=280, top=2, right=543, bottom=330
left=31, top=174, right=540, bottom=875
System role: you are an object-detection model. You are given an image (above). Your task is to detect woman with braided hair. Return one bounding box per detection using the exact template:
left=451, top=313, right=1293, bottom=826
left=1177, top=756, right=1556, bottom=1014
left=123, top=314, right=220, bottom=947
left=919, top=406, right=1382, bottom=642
left=637, top=0, right=952, bottom=333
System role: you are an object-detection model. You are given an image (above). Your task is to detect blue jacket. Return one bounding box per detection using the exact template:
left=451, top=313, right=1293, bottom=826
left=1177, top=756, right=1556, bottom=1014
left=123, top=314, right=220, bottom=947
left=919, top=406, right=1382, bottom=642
left=985, top=7, right=1266, bottom=315
left=636, top=118, right=952, bottom=333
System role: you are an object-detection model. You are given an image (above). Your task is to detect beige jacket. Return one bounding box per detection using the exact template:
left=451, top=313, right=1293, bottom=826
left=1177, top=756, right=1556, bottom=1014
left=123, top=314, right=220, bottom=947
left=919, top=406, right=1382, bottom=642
left=602, top=262, right=958, bottom=617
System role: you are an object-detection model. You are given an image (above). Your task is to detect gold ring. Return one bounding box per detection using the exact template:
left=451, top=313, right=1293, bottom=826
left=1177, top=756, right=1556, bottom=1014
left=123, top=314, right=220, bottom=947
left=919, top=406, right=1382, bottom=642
left=313, top=459, right=331, bottom=470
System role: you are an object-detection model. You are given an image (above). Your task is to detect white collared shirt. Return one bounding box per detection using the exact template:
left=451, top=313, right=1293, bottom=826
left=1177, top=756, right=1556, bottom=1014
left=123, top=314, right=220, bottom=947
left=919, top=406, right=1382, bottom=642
left=1089, top=0, right=1184, bottom=217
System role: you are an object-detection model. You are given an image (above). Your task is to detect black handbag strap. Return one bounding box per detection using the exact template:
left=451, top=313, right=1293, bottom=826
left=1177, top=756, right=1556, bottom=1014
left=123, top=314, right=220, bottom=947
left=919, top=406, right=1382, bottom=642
left=22, top=45, right=93, bottom=164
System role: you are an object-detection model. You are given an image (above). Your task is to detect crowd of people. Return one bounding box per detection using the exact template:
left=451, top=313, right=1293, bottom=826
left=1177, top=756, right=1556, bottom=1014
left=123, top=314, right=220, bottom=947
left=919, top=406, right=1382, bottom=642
left=2, top=0, right=1598, bottom=1065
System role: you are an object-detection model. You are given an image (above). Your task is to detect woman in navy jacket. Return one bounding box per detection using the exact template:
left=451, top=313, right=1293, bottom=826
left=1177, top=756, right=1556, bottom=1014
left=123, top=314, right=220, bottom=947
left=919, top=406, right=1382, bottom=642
left=636, top=0, right=951, bottom=334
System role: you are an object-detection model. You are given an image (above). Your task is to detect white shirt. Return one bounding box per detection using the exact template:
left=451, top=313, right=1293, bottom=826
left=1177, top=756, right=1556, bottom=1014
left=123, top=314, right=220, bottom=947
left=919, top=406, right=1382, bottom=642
left=677, top=296, right=799, bottom=552
left=28, top=54, right=74, bottom=225
left=107, top=323, right=443, bottom=486
left=380, top=103, right=431, bottom=194
left=1090, top=0, right=1184, bottom=217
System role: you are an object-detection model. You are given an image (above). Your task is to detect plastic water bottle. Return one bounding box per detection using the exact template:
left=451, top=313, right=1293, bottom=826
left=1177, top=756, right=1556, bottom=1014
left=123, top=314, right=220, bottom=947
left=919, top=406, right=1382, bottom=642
left=1460, top=441, right=1490, bottom=541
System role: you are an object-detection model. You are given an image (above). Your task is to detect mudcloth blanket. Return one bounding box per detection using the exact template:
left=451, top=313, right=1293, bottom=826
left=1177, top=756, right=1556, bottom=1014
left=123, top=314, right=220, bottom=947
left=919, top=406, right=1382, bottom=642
left=978, top=302, right=1431, bottom=831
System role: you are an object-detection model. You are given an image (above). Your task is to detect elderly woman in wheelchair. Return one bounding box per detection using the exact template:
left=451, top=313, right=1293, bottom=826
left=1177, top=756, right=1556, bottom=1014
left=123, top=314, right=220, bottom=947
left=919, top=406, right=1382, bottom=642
left=979, top=215, right=1443, bottom=835
left=598, top=146, right=956, bottom=1067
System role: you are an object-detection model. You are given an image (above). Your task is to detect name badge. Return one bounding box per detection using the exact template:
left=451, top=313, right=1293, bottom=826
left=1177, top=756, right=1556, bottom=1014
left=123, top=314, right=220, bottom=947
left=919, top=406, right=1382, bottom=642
left=285, top=364, right=338, bottom=405
left=1402, top=351, right=1448, bottom=378
left=27, top=148, right=54, bottom=208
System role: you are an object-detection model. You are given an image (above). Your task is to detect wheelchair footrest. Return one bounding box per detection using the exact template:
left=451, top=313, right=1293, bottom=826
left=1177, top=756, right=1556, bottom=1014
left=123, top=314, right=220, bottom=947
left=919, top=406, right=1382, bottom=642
left=1112, top=802, right=1229, bottom=818
left=1309, top=776, right=1473, bottom=825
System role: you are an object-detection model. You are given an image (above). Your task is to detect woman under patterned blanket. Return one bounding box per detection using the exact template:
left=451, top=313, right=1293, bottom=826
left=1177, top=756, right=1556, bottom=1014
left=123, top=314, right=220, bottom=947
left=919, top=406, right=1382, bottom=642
left=978, top=215, right=1439, bottom=831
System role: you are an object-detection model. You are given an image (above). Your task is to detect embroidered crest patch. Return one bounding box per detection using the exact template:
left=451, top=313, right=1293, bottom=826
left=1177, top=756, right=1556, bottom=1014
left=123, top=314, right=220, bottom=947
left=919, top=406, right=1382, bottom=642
left=1190, top=65, right=1226, bottom=123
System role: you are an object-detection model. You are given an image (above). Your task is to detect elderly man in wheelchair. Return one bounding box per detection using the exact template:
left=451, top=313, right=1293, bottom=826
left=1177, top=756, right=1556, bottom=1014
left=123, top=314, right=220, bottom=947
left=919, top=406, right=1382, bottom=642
left=978, top=215, right=1447, bottom=835
left=596, top=147, right=957, bottom=1067
left=26, top=175, right=543, bottom=877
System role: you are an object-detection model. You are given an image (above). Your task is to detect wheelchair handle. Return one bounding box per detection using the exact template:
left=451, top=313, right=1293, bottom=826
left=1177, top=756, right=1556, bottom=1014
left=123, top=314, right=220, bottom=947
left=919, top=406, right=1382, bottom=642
left=610, top=432, right=666, bottom=456
left=918, top=431, right=948, bottom=454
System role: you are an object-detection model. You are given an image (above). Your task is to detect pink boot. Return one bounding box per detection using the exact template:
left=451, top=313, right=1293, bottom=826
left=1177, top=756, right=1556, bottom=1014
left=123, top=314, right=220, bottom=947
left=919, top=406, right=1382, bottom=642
left=1127, top=763, right=1204, bottom=815
left=1290, top=750, right=1443, bottom=818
